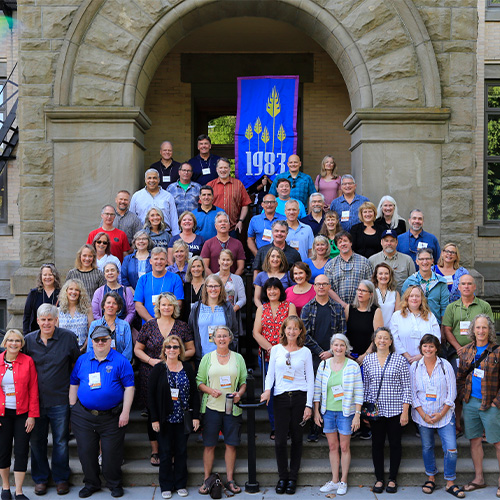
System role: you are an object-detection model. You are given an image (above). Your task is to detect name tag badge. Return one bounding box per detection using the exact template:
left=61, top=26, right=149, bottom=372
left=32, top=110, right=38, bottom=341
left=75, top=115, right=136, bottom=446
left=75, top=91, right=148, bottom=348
left=410, top=328, right=421, bottom=339
left=262, top=229, right=272, bottom=242
left=460, top=321, right=471, bottom=336
left=289, top=240, right=299, bottom=250
left=138, top=271, right=145, bottom=278
left=152, top=294, right=160, bottom=306
left=473, top=368, right=485, bottom=379
left=202, top=167, right=211, bottom=176
left=332, top=384, right=344, bottom=401
left=110, top=338, right=116, bottom=349
left=170, top=388, right=179, bottom=401
left=426, top=385, right=437, bottom=401
left=89, top=372, right=101, bottom=390
left=208, top=325, right=217, bottom=343
left=445, top=274, right=454, bottom=285
left=5, top=383, right=15, bottom=396
left=188, top=251, right=193, bottom=259
left=283, top=365, right=295, bottom=383
left=163, top=175, right=171, bottom=183
left=220, top=375, right=231, bottom=389
left=417, top=241, right=428, bottom=249
left=341, top=210, right=350, bottom=222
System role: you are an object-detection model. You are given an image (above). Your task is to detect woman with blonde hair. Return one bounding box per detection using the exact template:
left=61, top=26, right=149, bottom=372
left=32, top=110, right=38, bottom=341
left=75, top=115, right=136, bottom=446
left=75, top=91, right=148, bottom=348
left=319, top=211, right=341, bottom=259
left=390, top=286, right=440, bottom=364
left=351, top=201, right=382, bottom=258
left=167, top=211, right=204, bottom=265
left=303, top=235, right=332, bottom=283
left=372, top=263, right=401, bottom=327
left=144, top=207, right=171, bottom=248
left=58, top=278, right=94, bottom=350
left=434, top=243, right=468, bottom=303
left=374, top=195, right=406, bottom=235
left=315, top=155, right=341, bottom=206
left=180, top=256, right=206, bottom=322
left=166, top=240, right=189, bottom=282
left=66, top=244, right=105, bottom=299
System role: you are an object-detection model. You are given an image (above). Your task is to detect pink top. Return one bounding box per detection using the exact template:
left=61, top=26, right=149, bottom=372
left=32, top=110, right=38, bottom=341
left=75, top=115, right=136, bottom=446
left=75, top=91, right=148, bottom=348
left=285, top=285, right=316, bottom=316
left=315, top=175, right=341, bottom=206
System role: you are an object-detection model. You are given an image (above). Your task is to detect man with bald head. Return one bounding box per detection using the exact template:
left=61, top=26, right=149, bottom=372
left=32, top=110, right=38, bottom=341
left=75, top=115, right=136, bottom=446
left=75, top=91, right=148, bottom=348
left=149, top=141, right=181, bottom=189
left=269, top=154, right=315, bottom=207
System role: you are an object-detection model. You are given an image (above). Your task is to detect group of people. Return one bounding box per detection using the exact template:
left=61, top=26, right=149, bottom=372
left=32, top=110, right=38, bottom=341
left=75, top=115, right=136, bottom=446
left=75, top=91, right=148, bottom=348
left=2, top=140, right=499, bottom=499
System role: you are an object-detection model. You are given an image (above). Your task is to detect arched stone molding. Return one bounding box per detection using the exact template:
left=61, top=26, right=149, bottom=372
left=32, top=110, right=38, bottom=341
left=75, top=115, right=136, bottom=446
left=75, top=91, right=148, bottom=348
left=52, top=0, right=442, bottom=112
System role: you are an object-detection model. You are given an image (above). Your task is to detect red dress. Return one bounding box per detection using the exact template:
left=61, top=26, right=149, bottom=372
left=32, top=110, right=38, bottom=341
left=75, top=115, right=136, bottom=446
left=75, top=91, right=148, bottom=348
left=260, top=301, right=290, bottom=362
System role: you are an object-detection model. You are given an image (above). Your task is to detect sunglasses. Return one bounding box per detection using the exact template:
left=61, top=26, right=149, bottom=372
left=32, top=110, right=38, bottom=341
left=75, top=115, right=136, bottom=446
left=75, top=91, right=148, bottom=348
left=165, top=345, right=180, bottom=350
left=96, top=241, right=109, bottom=245
left=93, top=337, right=111, bottom=344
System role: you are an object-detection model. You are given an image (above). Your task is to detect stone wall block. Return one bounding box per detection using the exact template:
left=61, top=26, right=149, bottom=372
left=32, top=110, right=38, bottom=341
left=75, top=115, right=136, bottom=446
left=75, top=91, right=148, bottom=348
left=442, top=97, right=474, bottom=127
left=356, top=17, right=409, bottom=60
left=20, top=144, right=53, bottom=176
left=74, top=45, right=129, bottom=82
left=443, top=85, right=475, bottom=98
left=22, top=174, right=53, bottom=188
left=19, top=84, right=53, bottom=97
left=71, top=76, right=123, bottom=106
left=100, top=0, right=154, bottom=39
left=435, top=53, right=450, bottom=87
left=20, top=130, right=46, bottom=142
left=442, top=175, right=472, bottom=190
left=442, top=144, right=473, bottom=173
left=342, top=0, right=394, bottom=39
left=20, top=52, right=56, bottom=85
left=18, top=96, right=50, bottom=130
left=366, top=46, right=418, bottom=83
left=449, top=53, right=475, bottom=86
left=442, top=40, right=476, bottom=53
left=414, top=0, right=475, bottom=6
left=20, top=234, right=53, bottom=267
left=448, top=127, right=474, bottom=144
left=417, top=7, right=451, bottom=41
left=23, top=221, right=54, bottom=233
left=20, top=40, right=50, bottom=51
left=84, top=15, right=139, bottom=60
left=441, top=189, right=473, bottom=222
left=18, top=6, right=41, bottom=38
left=319, top=0, right=366, bottom=21
left=372, top=77, right=422, bottom=107
left=133, top=0, right=175, bottom=20
left=451, top=8, right=477, bottom=40
left=19, top=187, right=53, bottom=221
left=42, top=6, right=78, bottom=39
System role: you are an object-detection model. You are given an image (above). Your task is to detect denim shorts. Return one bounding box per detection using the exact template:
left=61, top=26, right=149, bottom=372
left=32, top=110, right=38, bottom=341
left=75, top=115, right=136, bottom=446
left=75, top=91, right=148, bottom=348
left=322, top=410, right=354, bottom=435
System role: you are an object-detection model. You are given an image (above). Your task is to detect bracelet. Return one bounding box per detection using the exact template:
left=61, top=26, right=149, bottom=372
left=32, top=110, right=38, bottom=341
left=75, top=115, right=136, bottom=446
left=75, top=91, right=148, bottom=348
left=355, top=410, right=361, bottom=414
left=147, top=356, right=151, bottom=365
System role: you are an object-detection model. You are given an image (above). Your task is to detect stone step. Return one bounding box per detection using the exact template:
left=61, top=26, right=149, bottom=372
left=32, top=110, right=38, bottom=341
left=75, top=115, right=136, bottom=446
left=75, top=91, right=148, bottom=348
left=21, top=457, right=500, bottom=488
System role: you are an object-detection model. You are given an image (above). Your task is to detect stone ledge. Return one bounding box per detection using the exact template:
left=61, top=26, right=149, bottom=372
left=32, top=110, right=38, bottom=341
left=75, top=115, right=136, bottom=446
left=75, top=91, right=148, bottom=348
left=0, top=224, right=14, bottom=236
left=478, top=225, right=500, bottom=237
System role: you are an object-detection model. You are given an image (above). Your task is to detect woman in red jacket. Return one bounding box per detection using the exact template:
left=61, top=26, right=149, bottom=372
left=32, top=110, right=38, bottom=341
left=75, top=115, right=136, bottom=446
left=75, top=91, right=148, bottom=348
left=0, top=329, right=39, bottom=500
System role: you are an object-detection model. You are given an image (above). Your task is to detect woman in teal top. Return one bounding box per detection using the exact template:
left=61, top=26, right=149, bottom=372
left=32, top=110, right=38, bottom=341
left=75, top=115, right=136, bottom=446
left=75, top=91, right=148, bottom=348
left=313, top=334, right=363, bottom=496
left=319, top=211, right=341, bottom=259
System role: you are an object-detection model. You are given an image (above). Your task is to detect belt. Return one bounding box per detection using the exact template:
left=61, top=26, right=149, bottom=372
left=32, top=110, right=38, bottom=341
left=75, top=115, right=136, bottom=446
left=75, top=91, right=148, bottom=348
left=79, top=401, right=119, bottom=416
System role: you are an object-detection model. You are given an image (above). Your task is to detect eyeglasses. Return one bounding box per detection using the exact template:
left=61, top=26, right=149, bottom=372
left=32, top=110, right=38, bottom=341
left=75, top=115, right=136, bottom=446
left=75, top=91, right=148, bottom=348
left=6, top=339, right=22, bottom=343
left=443, top=249, right=457, bottom=255
left=206, top=284, right=221, bottom=289
left=262, top=201, right=276, bottom=205
left=417, top=257, right=433, bottom=262
left=93, top=337, right=111, bottom=343
left=165, top=345, right=180, bottom=350
left=314, top=282, right=330, bottom=287
left=179, top=169, right=192, bottom=173
left=356, top=288, right=371, bottom=293
left=96, top=241, right=108, bottom=245
left=102, top=213, right=116, bottom=217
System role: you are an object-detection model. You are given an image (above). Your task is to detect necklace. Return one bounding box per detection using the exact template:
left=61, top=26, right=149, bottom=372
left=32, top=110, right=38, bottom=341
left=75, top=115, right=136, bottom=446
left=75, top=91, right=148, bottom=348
left=216, top=351, right=230, bottom=358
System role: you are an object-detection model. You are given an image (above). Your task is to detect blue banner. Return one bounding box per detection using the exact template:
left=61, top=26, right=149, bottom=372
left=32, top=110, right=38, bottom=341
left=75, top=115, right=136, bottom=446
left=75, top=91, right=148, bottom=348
left=235, top=75, right=299, bottom=189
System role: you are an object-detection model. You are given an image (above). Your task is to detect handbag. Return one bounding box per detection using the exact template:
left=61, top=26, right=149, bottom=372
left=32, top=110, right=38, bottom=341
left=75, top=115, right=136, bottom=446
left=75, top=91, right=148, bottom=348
left=204, top=472, right=224, bottom=499
left=362, top=353, right=392, bottom=421
left=183, top=409, right=193, bottom=435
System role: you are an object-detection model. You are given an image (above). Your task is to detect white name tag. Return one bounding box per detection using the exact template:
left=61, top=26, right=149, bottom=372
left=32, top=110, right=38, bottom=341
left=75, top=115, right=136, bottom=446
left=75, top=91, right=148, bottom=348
left=202, top=167, right=211, bottom=176
left=460, top=321, right=471, bottom=336
left=208, top=325, right=217, bottom=343
left=152, top=294, right=160, bottom=306
left=171, top=388, right=179, bottom=401
left=220, top=375, right=231, bottom=388
left=89, top=372, right=101, bottom=390
left=283, top=366, right=295, bottom=383
left=332, top=384, right=344, bottom=401
left=163, top=175, right=171, bottom=183
left=188, top=251, right=193, bottom=259
left=411, top=328, right=421, bottom=339
left=4, top=383, right=15, bottom=396
left=110, top=338, right=116, bottom=349
left=426, top=385, right=437, bottom=401
left=289, top=240, right=299, bottom=250
left=262, top=229, right=272, bottom=242
left=341, top=211, right=349, bottom=222
left=417, top=242, right=428, bottom=249
left=473, top=368, right=484, bottom=379
left=445, top=275, right=454, bottom=285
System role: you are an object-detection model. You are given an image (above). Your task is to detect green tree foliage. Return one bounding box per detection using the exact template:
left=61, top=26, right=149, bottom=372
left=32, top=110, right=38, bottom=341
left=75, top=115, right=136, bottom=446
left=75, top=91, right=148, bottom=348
left=208, top=116, right=236, bottom=145
left=487, top=86, right=500, bottom=220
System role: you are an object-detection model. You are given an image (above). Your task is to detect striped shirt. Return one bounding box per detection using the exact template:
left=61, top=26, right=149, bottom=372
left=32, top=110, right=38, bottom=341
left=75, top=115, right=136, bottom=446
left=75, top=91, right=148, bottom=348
left=410, top=357, right=456, bottom=428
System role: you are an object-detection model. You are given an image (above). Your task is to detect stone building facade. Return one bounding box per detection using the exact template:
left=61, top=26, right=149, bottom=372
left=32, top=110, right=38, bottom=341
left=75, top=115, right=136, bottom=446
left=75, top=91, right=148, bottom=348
left=0, top=0, right=490, bottom=327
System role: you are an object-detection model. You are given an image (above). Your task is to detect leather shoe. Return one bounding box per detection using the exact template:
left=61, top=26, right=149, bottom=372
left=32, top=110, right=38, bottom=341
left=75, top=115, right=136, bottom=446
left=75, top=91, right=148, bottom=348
left=34, top=484, right=47, bottom=496
left=285, top=480, right=297, bottom=495
left=372, top=481, right=384, bottom=494
left=386, top=481, right=398, bottom=494
left=57, top=482, right=69, bottom=495
left=275, top=480, right=287, bottom=495
left=110, top=487, right=124, bottom=498
left=78, top=487, right=99, bottom=498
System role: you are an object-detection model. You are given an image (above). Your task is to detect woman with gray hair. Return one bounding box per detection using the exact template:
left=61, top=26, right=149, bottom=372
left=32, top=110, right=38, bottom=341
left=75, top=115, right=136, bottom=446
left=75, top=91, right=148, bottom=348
left=121, top=230, right=153, bottom=292
left=313, top=333, right=363, bottom=495
left=374, top=195, right=406, bottom=235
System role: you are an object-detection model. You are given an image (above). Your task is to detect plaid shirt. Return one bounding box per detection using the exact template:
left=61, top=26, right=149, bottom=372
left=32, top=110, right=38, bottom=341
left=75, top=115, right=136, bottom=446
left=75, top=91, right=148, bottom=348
left=302, top=297, right=346, bottom=355
left=166, top=181, right=201, bottom=214
left=269, top=171, right=316, bottom=207
left=457, top=342, right=500, bottom=411
left=324, top=252, right=373, bottom=305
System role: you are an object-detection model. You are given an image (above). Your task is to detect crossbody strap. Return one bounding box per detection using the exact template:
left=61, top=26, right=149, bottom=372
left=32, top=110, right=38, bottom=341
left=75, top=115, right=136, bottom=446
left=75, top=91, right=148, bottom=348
left=464, top=345, right=499, bottom=378
left=375, top=352, right=392, bottom=402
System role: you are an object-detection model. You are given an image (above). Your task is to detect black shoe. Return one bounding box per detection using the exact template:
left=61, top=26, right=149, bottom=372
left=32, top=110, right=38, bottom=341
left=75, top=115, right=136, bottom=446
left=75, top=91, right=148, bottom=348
left=285, top=481, right=296, bottom=495
left=1, top=491, right=12, bottom=500
left=307, top=432, right=319, bottom=442
left=372, top=481, right=385, bottom=494
left=78, top=487, right=99, bottom=499
left=110, top=487, right=124, bottom=498
left=386, top=481, right=398, bottom=494
left=15, top=495, right=29, bottom=500
left=275, top=480, right=286, bottom=495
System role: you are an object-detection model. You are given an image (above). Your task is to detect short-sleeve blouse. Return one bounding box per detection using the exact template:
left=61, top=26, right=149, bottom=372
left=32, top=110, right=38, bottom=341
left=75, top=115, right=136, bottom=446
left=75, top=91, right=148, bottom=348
left=260, top=301, right=291, bottom=362
left=58, top=310, right=88, bottom=348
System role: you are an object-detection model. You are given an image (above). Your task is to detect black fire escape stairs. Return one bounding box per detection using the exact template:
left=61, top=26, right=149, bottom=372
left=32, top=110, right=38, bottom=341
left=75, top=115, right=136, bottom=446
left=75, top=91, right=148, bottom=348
left=0, top=63, right=18, bottom=179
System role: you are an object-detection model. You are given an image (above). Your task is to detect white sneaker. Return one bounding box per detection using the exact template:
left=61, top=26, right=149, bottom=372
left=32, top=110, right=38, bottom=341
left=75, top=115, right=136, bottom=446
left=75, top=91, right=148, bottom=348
left=177, top=489, right=188, bottom=497
left=162, top=491, right=172, bottom=499
left=337, top=482, right=348, bottom=495
left=319, top=481, right=340, bottom=493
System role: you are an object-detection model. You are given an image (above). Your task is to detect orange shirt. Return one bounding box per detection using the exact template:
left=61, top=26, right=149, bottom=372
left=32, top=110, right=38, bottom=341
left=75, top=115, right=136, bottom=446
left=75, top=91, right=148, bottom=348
left=208, top=177, right=252, bottom=229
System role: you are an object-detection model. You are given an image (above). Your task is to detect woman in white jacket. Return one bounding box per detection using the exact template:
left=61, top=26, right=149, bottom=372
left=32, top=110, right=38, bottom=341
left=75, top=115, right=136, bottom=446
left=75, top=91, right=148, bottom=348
left=313, top=334, right=363, bottom=496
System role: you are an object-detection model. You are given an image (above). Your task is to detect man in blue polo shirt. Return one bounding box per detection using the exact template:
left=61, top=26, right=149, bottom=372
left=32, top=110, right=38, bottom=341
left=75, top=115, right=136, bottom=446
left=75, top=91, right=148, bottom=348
left=188, top=134, right=220, bottom=185
left=329, top=174, right=369, bottom=232
left=396, top=209, right=440, bottom=269
left=69, top=326, right=135, bottom=498
left=134, top=247, right=184, bottom=324
left=194, top=186, right=224, bottom=241
left=247, top=193, right=286, bottom=256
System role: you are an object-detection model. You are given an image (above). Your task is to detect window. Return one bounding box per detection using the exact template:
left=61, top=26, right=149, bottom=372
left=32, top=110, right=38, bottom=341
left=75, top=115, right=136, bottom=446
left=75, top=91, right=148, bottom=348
left=488, top=0, right=500, bottom=6
left=0, top=300, right=6, bottom=332
left=485, top=83, right=500, bottom=222
left=208, top=115, right=236, bottom=174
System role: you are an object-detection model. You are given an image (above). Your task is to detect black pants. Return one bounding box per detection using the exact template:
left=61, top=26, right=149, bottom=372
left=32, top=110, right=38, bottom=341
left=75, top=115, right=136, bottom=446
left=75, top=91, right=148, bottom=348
left=370, top=414, right=403, bottom=482
left=71, top=402, right=126, bottom=489
left=273, top=391, right=306, bottom=481
left=157, top=422, right=188, bottom=491
left=0, top=410, right=31, bottom=471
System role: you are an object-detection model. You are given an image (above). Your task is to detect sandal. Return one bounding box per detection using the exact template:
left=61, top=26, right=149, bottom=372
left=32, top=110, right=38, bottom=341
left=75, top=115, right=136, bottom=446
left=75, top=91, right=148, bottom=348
left=464, top=481, right=486, bottom=492
left=446, top=485, right=465, bottom=498
left=224, top=481, right=241, bottom=495
left=496, top=486, right=500, bottom=498
left=422, top=481, right=436, bottom=494
left=198, top=482, right=209, bottom=495
left=150, top=453, right=160, bottom=467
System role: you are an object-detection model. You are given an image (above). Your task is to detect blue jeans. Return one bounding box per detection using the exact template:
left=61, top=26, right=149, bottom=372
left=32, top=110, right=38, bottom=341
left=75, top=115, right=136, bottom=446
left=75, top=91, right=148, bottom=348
left=258, top=357, right=274, bottom=431
left=30, top=404, right=70, bottom=484
left=418, top=417, right=457, bottom=481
